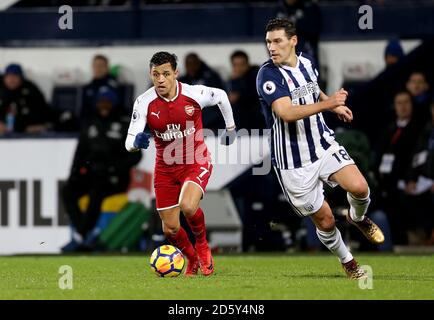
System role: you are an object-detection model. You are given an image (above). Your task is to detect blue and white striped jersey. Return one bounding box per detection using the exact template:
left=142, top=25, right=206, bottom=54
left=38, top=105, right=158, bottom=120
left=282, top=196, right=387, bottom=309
left=256, top=53, right=336, bottom=169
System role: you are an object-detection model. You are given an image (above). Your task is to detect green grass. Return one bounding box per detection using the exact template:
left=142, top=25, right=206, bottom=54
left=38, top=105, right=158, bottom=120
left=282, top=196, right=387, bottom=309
left=0, top=254, right=433, bottom=299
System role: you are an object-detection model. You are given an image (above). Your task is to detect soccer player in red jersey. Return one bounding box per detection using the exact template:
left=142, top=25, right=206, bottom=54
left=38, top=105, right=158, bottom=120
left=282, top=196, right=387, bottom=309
left=125, top=52, right=236, bottom=276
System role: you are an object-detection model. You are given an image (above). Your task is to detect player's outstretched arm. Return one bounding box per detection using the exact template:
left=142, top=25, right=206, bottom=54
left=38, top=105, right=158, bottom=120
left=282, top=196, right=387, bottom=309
left=211, top=88, right=237, bottom=145
left=208, top=87, right=236, bottom=130
left=196, top=85, right=237, bottom=145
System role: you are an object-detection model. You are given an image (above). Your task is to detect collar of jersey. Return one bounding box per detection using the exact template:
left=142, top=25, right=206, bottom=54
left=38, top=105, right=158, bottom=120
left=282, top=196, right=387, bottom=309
left=156, top=81, right=180, bottom=102
left=278, top=54, right=300, bottom=71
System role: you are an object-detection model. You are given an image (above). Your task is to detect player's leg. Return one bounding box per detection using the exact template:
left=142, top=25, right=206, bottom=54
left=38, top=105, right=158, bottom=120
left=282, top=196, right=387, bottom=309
left=154, top=168, right=198, bottom=276
left=179, top=162, right=214, bottom=276
left=179, top=182, right=208, bottom=244
left=158, top=206, right=198, bottom=276
left=275, top=165, right=366, bottom=279
left=329, top=164, right=385, bottom=244
left=329, top=164, right=370, bottom=219
left=310, top=201, right=352, bottom=262
left=310, top=200, right=367, bottom=280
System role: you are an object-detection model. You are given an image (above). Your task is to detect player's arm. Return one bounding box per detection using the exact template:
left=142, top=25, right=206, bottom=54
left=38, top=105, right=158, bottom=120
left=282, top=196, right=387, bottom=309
left=319, top=90, right=329, bottom=101
left=125, top=98, right=150, bottom=152
left=271, top=91, right=347, bottom=122
left=195, top=85, right=237, bottom=145
left=196, top=86, right=236, bottom=130
left=319, top=89, right=353, bottom=123
left=258, top=68, right=346, bottom=122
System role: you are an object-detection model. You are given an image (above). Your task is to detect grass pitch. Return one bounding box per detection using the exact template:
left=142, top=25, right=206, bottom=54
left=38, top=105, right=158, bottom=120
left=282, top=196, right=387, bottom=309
left=0, top=254, right=433, bottom=300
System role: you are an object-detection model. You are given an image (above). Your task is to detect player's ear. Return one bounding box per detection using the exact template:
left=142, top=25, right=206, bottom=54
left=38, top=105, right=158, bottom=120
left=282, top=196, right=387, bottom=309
left=291, top=35, right=298, bottom=46
left=174, top=69, right=179, bottom=78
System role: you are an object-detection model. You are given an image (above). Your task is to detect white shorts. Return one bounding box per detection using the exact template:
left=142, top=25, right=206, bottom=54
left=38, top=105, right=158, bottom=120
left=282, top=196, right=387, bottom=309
left=274, top=143, right=355, bottom=217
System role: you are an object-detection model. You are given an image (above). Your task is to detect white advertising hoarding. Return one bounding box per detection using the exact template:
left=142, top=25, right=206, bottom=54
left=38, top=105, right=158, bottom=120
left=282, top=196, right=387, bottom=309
left=0, top=136, right=269, bottom=255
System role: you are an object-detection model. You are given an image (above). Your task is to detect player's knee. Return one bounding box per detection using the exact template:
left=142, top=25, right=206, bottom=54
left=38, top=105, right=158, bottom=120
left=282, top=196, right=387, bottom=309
left=348, top=178, right=369, bottom=198
left=316, top=213, right=336, bottom=231
left=162, top=224, right=180, bottom=237
left=179, top=200, right=197, bottom=217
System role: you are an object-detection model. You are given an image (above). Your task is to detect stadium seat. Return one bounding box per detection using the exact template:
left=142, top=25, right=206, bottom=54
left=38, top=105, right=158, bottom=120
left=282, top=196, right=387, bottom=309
left=78, top=193, right=129, bottom=213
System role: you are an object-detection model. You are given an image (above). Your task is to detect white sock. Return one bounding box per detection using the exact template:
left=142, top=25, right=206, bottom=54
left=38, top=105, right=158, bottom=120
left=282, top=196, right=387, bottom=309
left=316, top=227, right=353, bottom=264
left=347, top=188, right=371, bottom=222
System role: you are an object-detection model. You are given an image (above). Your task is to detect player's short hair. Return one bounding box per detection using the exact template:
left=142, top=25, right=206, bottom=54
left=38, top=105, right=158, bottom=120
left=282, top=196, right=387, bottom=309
left=150, top=52, right=178, bottom=71
left=230, top=50, right=249, bottom=63
left=93, top=54, right=109, bottom=64
left=265, top=18, right=297, bottom=39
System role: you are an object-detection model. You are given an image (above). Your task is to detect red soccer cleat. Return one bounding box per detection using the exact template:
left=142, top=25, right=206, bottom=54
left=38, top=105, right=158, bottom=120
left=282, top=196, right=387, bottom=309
left=195, top=241, right=214, bottom=276
left=184, top=253, right=199, bottom=277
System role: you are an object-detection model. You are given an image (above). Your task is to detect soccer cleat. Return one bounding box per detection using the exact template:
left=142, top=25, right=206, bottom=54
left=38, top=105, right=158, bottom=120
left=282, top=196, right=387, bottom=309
left=346, top=212, right=385, bottom=245
left=342, top=259, right=367, bottom=280
left=195, top=241, right=214, bottom=276
left=184, top=254, right=199, bottom=277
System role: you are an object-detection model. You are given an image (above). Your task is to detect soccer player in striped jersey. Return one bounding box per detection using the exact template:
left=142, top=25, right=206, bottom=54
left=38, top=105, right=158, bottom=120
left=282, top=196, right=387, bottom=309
left=256, top=18, right=385, bottom=279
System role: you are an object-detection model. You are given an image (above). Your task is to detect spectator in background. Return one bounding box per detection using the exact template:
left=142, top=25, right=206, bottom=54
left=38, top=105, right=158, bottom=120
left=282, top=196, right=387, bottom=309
left=62, top=86, right=141, bottom=252
left=227, top=50, right=265, bottom=131
left=376, top=90, right=423, bottom=244
left=82, top=54, right=119, bottom=122
left=405, top=100, right=434, bottom=244
left=179, top=52, right=226, bottom=131
left=179, top=52, right=225, bottom=89
left=0, top=63, right=52, bottom=134
left=406, top=71, right=431, bottom=125
left=276, top=0, right=322, bottom=67
left=384, top=39, right=404, bottom=67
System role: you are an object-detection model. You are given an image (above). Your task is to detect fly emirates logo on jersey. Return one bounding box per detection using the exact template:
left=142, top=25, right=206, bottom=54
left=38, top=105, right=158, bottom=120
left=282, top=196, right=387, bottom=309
left=155, top=123, right=196, bottom=141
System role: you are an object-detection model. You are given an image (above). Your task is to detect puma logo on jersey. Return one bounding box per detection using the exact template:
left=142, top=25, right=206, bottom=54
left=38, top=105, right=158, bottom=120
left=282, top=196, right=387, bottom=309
left=151, top=111, right=160, bottom=119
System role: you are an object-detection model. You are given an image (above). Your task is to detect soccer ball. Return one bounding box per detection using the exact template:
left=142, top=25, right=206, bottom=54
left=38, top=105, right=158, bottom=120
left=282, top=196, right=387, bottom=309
left=149, top=245, right=185, bottom=277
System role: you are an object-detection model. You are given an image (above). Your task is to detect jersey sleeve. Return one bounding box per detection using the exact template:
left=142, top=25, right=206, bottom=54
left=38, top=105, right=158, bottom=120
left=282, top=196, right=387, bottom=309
left=192, top=85, right=236, bottom=129
left=125, top=96, right=148, bottom=152
left=256, top=66, right=289, bottom=106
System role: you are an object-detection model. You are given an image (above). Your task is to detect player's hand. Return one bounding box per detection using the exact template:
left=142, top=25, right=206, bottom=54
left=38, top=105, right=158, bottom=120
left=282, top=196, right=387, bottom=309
left=220, top=127, right=237, bottom=145
left=326, top=88, right=348, bottom=110
left=333, top=106, right=353, bottom=123
left=133, top=132, right=151, bottom=149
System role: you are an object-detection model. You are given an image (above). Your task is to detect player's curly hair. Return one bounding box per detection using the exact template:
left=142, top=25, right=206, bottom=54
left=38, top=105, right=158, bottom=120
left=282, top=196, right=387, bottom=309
left=149, top=52, right=178, bottom=71
left=265, top=18, right=297, bottom=39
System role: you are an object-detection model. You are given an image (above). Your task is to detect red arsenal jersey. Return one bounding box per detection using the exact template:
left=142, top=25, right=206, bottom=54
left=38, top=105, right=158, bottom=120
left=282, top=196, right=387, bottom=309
left=126, top=81, right=223, bottom=166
